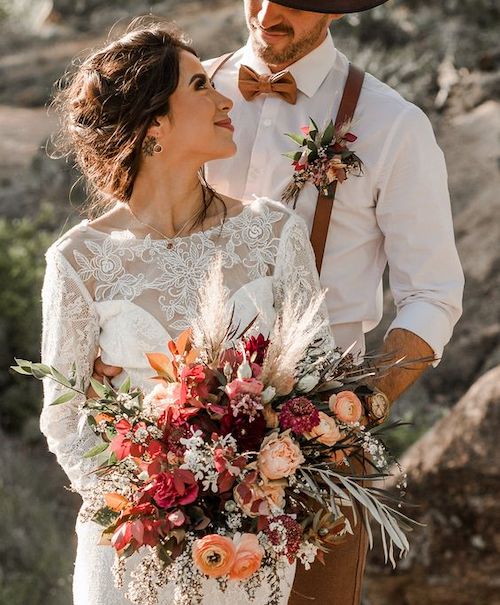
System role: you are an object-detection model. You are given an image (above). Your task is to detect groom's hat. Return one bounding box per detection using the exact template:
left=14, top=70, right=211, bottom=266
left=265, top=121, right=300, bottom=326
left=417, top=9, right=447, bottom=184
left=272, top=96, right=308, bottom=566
left=270, top=0, right=389, bottom=13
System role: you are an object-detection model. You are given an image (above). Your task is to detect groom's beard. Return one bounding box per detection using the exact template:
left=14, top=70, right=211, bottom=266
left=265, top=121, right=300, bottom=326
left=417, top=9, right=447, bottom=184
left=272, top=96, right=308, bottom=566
left=248, top=16, right=329, bottom=66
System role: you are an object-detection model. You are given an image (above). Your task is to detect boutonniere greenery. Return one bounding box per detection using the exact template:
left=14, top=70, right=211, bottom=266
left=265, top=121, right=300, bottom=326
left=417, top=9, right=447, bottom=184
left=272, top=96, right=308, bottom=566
left=282, top=118, right=363, bottom=207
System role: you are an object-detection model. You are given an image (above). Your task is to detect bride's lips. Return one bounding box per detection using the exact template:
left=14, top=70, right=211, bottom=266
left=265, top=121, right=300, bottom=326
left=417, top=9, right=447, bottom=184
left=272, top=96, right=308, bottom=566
left=214, top=118, right=234, bottom=132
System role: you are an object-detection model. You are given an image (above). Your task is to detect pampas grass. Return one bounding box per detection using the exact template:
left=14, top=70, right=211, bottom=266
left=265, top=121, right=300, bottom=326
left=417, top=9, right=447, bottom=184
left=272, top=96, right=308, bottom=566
left=191, top=255, right=233, bottom=365
left=261, top=287, right=329, bottom=395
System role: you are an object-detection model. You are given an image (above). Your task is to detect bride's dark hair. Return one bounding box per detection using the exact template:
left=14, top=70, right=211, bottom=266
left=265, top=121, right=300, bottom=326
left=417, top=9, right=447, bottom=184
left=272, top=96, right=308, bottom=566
left=52, top=17, right=223, bottom=221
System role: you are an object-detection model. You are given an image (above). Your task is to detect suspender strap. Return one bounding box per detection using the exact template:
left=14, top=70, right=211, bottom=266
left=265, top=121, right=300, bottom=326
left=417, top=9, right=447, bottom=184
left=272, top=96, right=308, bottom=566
left=207, top=51, right=236, bottom=80
left=310, top=64, right=365, bottom=273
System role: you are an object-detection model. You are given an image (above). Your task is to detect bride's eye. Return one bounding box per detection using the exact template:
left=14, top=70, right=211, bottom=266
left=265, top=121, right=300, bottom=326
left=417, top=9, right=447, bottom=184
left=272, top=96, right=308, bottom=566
left=194, top=75, right=209, bottom=90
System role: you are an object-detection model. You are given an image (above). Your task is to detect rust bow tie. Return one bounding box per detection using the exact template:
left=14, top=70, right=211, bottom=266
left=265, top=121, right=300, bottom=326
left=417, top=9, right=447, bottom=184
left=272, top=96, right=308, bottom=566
left=238, top=64, right=298, bottom=105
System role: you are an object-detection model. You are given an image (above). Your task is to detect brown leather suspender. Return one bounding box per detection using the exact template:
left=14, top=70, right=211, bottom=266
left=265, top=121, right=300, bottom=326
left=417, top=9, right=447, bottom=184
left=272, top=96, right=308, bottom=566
left=310, top=64, right=365, bottom=273
left=207, top=51, right=236, bottom=79
left=209, top=54, right=365, bottom=274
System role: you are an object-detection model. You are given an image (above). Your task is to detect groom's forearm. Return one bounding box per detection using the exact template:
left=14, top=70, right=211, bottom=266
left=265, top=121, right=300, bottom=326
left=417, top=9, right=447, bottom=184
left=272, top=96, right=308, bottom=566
left=372, top=328, right=435, bottom=405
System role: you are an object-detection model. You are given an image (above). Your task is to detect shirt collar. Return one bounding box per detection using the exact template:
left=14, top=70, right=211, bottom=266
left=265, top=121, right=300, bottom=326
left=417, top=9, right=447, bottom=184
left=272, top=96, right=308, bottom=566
left=239, top=31, right=338, bottom=98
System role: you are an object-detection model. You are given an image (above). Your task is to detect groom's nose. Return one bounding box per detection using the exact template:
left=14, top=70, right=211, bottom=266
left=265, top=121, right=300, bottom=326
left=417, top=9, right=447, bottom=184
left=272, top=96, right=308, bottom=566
left=257, top=1, right=286, bottom=29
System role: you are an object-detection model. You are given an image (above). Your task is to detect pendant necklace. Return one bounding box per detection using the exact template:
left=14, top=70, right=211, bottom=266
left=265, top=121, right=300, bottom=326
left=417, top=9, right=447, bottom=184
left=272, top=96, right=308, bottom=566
left=128, top=200, right=206, bottom=250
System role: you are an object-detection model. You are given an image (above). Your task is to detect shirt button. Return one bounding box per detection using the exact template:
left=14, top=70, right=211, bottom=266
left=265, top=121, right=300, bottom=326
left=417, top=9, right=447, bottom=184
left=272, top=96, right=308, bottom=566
left=263, top=118, right=272, bottom=127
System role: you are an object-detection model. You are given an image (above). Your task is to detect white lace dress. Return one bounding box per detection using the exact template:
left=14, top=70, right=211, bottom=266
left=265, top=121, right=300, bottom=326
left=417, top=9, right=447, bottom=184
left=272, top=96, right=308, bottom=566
left=40, top=197, right=332, bottom=605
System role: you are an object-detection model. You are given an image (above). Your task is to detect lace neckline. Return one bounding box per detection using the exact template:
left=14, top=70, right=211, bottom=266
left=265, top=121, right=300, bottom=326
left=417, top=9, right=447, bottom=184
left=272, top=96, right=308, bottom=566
left=80, top=203, right=255, bottom=243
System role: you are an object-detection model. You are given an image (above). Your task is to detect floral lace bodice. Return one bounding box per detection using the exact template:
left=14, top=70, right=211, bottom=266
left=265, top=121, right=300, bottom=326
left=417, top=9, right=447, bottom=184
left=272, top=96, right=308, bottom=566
left=39, top=197, right=331, bottom=605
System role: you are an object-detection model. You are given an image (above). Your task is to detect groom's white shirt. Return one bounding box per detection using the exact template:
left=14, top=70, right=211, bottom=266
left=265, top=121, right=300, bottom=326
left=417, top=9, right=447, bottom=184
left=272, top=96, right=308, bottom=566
left=204, top=32, right=464, bottom=361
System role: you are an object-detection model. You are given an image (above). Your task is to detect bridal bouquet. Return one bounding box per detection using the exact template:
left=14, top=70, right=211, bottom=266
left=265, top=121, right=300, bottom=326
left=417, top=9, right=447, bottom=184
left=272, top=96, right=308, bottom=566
left=13, top=265, right=414, bottom=605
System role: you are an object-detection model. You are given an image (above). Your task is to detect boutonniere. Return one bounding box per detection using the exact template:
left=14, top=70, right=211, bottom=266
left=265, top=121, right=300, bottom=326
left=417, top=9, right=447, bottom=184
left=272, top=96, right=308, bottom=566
left=282, top=118, right=363, bottom=207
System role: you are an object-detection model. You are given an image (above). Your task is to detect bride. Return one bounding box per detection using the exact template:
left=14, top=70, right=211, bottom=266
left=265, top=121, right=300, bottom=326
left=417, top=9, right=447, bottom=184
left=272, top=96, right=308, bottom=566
left=40, top=19, right=331, bottom=605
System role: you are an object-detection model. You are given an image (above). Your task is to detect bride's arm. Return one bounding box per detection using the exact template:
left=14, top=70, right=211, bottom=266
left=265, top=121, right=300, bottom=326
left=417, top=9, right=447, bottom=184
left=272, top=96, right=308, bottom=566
left=273, top=212, right=335, bottom=351
left=40, top=244, right=101, bottom=498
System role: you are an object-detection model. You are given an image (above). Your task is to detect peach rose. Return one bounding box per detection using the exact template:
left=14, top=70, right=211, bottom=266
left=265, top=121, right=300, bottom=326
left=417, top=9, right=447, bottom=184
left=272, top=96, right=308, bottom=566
left=192, top=534, right=236, bottom=578
left=329, top=391, right=363, bottom=424
left=258, top=432, right=304, bottom=480
left=260, top=477, right=287, bottom=512
left=307, top=412, right=341, bottom=447
left=229, top=533, right=264, bottom=581
left=234, top=483, right=267, bottom=518
left=143, top=382, right=181, bottom=418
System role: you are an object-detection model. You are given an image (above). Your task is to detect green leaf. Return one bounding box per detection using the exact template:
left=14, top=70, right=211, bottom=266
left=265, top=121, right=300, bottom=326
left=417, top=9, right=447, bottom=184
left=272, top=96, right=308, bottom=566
left=31, top=367, right=48, bottom=380
left=283, top=151, right=299, bottom=160
left=89, top=377, right=107, bottom=399
left=321, top=121, right=335, bottom=147
left=50, top=391, right=77, bottom=406
left=50, top=366, right=73, bottom=388
left=285, top=132, right=306, bottom=146
left=83, top=442, right=109, bottom=458
left=309, top=117, right=319, bottom=132
left=10, top=365, right=32, bottom=375
left=118, top=376, right=131, bottom=394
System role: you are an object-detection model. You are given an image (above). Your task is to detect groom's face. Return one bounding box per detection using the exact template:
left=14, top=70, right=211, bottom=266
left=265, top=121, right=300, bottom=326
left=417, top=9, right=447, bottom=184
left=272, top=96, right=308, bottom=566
left=244, top=1, right=338, bottom=69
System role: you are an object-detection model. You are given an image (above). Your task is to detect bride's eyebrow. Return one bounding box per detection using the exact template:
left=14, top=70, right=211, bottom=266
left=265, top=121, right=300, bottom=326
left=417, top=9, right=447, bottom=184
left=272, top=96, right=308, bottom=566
left=189, top=73, right=207, bottom=85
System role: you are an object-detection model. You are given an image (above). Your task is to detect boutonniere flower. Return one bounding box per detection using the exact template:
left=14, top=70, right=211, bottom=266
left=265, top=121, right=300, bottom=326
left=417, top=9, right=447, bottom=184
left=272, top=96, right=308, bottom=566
left=282, top=118, right=363, bottom=207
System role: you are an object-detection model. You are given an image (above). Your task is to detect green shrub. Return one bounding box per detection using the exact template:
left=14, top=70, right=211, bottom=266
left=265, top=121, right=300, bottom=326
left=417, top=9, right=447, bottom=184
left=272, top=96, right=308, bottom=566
left=0, top=206, right=59, bottom=438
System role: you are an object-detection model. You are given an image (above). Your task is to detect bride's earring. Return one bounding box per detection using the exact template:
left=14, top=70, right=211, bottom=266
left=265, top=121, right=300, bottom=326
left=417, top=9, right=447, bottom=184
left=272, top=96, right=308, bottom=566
left=142, top=135, right=163, bottom=156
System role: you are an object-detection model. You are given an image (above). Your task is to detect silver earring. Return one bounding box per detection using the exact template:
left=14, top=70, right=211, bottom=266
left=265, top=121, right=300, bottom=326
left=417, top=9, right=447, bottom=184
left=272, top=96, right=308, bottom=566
left=143, top=135, right=162, bottom=156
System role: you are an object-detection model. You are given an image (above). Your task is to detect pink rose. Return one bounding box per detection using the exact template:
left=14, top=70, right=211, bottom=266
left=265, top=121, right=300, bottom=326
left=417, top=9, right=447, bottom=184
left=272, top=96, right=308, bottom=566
left=307, top=412, right=341, bottom=447
left=225, top=377, right=264, bottom=400
left=257, top=432, right=304, bottom=480
left=329, top=391, right=363, bottom=424
left=150, top=469, right=199, bottom=509
left=229, top=534, right=264, bottom=580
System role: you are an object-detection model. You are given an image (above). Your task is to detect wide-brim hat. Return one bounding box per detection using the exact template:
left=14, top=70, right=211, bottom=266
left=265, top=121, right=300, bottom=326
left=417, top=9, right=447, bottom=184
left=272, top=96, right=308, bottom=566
left=270, top=0, right=389, bottom=13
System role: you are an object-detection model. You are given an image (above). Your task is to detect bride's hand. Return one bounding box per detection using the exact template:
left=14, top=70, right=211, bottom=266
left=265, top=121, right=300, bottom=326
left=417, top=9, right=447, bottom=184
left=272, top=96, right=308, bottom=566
left=87, top=354, right=123, bottom=398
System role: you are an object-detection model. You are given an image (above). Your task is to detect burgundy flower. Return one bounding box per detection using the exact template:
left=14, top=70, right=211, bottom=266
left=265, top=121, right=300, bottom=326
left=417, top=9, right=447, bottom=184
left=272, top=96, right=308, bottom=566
left=163, top=423, right=190, bottom=458
left=244, top=334, right=270, bottom=365
left=150, top=469, right=199, bottom=509
left=221, top=409, right=266, bottom=452
left=263, top=515, right=303, bottom=563
left=279, top=397, right=320, bottom=435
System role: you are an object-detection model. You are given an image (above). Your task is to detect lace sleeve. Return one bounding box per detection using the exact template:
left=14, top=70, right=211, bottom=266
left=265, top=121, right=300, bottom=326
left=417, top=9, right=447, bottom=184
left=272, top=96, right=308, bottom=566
left=273, top=213, right=335, bottom=351
left=40, top=244, right=101, bottom=498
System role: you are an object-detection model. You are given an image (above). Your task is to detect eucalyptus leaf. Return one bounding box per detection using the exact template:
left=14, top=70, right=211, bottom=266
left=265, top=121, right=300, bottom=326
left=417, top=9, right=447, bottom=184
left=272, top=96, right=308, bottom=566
left=90, top=377, right=107, bottom=399
left=321, top=121, right=335, bottom=147
left=83, top=442, right=109, bottom=458
left=10, top=365, right=32, bottom=375
left=51, top=366, right=73, bottom=388
left=285, top=132, right=306, bottom=146
left=50, top=391, right=77, bottom=406
left=118, top=376, right=131, bottom=394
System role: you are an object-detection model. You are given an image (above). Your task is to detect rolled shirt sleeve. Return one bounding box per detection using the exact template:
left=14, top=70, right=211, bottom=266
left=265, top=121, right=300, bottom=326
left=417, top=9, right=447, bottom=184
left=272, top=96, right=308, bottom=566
left=375, top=104, right=464, bottom=365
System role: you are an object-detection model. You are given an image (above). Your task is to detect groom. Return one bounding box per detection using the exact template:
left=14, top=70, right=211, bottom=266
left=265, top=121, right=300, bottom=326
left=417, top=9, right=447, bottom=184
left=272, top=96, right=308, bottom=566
left=92, top=1, right=464, bottom=602
left=201, top=4, right=463, bottom=599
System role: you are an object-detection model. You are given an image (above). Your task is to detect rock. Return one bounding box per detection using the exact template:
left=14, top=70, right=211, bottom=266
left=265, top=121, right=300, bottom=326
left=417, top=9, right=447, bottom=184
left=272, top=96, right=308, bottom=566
left=365, top=365, right=500, bottom=605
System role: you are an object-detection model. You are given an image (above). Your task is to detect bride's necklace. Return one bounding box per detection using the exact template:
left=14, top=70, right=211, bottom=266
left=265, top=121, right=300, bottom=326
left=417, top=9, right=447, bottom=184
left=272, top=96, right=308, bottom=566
left=127, top=200, right=206, bottom=249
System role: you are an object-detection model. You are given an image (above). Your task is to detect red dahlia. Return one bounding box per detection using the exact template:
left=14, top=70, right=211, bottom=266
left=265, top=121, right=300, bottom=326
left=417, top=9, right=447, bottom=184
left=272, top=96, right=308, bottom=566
left=279, top=397, right=320, bottom=435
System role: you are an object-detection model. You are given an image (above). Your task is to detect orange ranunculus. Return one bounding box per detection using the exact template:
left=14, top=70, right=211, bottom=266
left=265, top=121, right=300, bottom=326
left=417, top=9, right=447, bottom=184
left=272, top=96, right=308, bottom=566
left=192, top=534, right=236, bottom=578
left=229, top=533, right=264, bottom=581
left=307, top=412, right=341, bottom=447
left=329, top=391, right=363, bottom=424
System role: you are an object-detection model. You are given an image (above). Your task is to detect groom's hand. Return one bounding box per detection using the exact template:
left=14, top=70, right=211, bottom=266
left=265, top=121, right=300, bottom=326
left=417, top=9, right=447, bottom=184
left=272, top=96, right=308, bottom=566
left=86, top=355, right=123, bottom=398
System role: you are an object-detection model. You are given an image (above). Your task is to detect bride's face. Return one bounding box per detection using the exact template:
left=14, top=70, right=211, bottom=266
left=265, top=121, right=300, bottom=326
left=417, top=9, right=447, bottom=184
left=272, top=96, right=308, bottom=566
left=155, top=51, right=236, bottom=164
